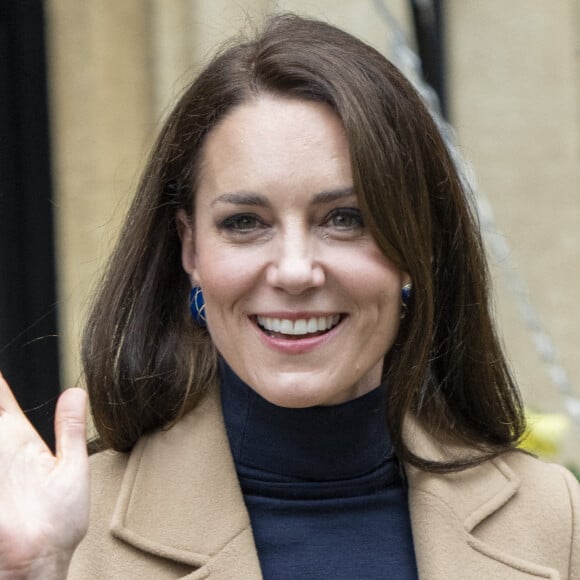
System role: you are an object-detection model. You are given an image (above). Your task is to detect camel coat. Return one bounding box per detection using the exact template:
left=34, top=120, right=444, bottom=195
left=69, top=386, right=579, bottom=579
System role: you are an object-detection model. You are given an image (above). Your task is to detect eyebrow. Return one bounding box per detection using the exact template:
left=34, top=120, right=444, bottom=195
left=210, top=191, right=269, bottom=207
left=312, top=186, right=355, bottom=204
left=210, top=186, right=355, bottom=207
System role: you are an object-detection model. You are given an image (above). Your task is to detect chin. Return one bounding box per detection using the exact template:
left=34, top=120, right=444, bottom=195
left=249, top=379, right=328, bottom=409
left=259, top=389, right=322, bottom=409
left=255, top=380, right=356, bottom=409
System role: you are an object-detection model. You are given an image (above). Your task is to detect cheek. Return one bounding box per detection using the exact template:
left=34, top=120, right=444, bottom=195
left=340, top=252, right=403, bottom=303
left=342, top=261, right=403, bottom=338
left=195, top=248, right=259, bottom=309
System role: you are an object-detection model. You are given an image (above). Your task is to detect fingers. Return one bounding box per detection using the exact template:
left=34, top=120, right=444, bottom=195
left=1, top=374, right=88, bottom=463
left=54, top=388, right=88, bottom=463
left=0, top=371, right=25, bottom=416
left=0, top=372, right=54, bottom=457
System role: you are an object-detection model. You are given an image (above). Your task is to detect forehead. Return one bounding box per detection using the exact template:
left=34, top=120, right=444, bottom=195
left=196, top=96, right=353, bottom=199
left=205, top=95, right=346, bottom=143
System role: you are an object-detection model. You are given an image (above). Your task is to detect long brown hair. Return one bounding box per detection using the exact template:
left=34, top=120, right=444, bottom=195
left=82, top=13, right=525, bottom=469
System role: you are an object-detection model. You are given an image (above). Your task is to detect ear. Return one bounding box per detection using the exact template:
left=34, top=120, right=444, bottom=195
left=176, top=209, right=200, bottom=286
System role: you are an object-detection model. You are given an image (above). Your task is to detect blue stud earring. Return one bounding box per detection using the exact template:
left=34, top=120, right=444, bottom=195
left=189, top=287, right=207, bottom=327
left=401, top=283, right=412, bottom=319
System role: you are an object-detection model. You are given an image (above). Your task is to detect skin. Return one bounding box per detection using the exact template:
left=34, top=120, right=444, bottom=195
left=0, top=95, right=410, bottom=578
left=179, top=95, right=410, bottom=408
left=0, top=372, right=88, bottom=579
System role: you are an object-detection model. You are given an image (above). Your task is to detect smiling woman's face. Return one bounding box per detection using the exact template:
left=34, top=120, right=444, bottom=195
left=179, top=95, right=409, bottom=408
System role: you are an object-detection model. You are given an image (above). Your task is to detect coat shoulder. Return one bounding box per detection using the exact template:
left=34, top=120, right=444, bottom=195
left=408, top=448, right=579, bottom=578
left=69, top=445, right=196, bottom=579
left=481, top=451, right=579, bottom=578
left=499, top=451, right=579, bottom=530
left=86, top=448, right=132, bottom=521
left=89, top=448, right=130, bottom=483
left=502, top=450, right=578, bottom=490
left=67, top=449, right=129, bottom=578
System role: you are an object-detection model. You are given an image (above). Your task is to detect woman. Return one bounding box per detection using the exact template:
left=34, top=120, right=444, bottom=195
left=0, top=13, right=577, bottom=580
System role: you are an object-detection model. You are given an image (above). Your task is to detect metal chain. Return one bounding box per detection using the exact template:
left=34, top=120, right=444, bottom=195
left=372, top=0, right=580, bottom=423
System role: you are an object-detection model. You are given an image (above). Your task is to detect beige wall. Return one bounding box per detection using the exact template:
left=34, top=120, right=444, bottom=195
left=47, top=1, right=154, bottom=384
left=46, top=1, right=579, bottom=458
left=46, top=0, right=412, bottom=389
left=446, top=0, right=580, bottom=460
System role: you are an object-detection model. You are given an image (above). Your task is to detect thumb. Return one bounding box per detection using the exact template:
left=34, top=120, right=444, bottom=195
left=54, top=388, right=88, bottom=463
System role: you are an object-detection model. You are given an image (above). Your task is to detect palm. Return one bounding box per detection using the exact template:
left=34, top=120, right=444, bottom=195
left=0, top=374, right=88, bottom=576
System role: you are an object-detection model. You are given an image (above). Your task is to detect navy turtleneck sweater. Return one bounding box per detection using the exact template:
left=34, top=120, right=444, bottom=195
left=220, top=362, right=418, bottom=580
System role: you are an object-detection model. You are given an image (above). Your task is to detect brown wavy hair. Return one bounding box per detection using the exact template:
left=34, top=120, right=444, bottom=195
left=82, top=13, right=525, bottom=469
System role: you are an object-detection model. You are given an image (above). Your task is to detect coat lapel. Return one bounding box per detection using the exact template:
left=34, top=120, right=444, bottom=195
left=105, top=392, right=559, bottom=579
left=404, top=416, right=561, bottom=579
left=108, top=384, right=263, bottom=579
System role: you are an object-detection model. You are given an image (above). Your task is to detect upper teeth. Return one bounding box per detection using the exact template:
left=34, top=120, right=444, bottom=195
left=257, top=315, right=341, bottom=335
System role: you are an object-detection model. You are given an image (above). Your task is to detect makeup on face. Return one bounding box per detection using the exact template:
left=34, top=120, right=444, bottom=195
left=179, top=95, right=409, bottom=408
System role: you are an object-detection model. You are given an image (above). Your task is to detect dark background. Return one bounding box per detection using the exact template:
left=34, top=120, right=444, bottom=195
left=0, top=0, right=60, bottom=449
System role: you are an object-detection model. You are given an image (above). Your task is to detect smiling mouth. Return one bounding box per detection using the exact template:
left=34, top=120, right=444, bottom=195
left=255, top=314, right=343, bottom=339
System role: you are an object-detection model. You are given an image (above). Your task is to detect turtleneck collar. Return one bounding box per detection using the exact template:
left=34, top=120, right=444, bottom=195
left=219, top=360, right=394, bottom=481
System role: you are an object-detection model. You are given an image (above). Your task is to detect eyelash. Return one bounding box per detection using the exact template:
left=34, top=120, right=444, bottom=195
left=323, top=207, right=364, bottom=230
left=218, top=213, right=264, bottom=233
left=216, top=207, right=364, bottom=236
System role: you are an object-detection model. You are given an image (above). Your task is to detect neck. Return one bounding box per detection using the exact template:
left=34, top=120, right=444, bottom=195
left=219, top=360, right=393, bottom=480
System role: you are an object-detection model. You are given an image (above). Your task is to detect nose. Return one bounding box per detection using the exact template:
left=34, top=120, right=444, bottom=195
left=266, top=229, right=325, bottom=295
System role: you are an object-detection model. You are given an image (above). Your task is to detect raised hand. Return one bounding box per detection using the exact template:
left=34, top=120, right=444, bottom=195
left=0, top=372, right=89, bottom=580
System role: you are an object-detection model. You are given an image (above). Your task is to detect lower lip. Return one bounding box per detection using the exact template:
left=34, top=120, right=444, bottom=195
left=253, top=318, right=343, bottom=354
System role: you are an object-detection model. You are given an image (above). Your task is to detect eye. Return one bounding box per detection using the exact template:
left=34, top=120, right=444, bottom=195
left=217, top=213, right=267, bottom=235
left=324, top=208, right=364, bottom=230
